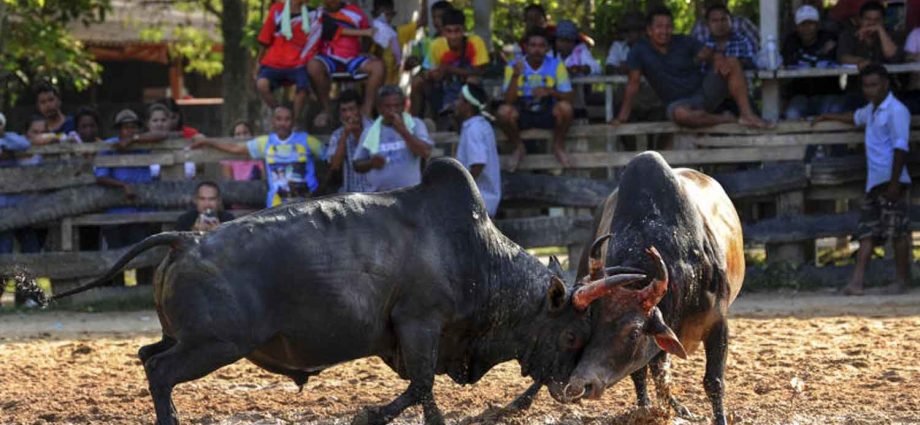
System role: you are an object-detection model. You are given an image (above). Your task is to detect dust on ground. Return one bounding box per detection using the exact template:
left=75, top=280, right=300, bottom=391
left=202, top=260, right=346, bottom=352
left=1, top=290, right=918, bottom=424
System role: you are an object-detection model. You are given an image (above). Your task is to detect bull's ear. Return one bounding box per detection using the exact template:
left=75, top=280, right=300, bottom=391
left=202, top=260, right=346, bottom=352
left=548, top=255, right=564, bottom=276
left=546, top=276, right=568, bottom=313
left=646, top=307, right=687, bottom=360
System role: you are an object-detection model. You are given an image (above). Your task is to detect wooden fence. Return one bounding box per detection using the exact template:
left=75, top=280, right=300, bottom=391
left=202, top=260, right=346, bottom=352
left=1, top=117, right=919, bottom=292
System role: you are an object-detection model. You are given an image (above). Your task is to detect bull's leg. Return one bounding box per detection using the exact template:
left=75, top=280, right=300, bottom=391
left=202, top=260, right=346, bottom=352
left=138, top=334, right=176, bottom=364
left=506, top=381, right=542, bottom=411
left=703, top=319, right=729, bottom=425
left=649, top=352, right=703, bottom=421
left=356, top=321, right=443, bottom=425
left=144, top=340, right=247, bottom=425
left=630, top=365, right=651, bottom=407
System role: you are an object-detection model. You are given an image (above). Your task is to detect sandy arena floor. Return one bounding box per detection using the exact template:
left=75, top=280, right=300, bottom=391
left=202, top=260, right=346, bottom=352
left=1, top=291, right=918, bottom=425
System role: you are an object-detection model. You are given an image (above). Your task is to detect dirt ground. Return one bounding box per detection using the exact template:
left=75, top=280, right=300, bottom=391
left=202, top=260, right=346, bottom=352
left=1, top=290, right=918, bottom=425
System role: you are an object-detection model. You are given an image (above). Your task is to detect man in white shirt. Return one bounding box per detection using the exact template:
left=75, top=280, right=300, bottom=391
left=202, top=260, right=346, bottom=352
left=816, top=64, right=912, bottom=295
left=454, top=83, right=501, bottom=217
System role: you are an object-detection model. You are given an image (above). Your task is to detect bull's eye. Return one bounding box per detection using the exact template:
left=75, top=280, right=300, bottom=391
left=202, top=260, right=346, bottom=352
left=628, top=328, right=641, bottom=343
left=560, top=330, right=579, bottom=350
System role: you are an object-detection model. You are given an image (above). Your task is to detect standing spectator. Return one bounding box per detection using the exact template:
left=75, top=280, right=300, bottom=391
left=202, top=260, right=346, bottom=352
left=555, top=20, right=601, bottom=76
left=326, top=90, right=373, bottom=193
left=354, top=85, right=433, bottom=191
left=814, top=64, right=911, bottom=295
left=147, top=103, right=197, bottom=179
left=497, top=28, right=575, bottom=171
left=691, top=3, right=760, bottom=52
left=419, top=8, right=490, bottom=117
left=701, top=4, right=757, bottom=69
left=454, top=84, right=501, bottom=217
left=175, top=181, right=235, bottom=232
left=94, top=109, right=162, bottom=286
left=613, top=7, right=770, bottom=130
left=903, top=27, right=920, bottom=113
left=308, top=0, right=385, bottom=128
left=0, top=112, right=38, bottom=254
left=837, top=1, right=902, bottom=108
left=158, top=98, right=204, bottom=140
left=220, top=121, right=265, bottom=182
left=606, top=12, right=646, bottom=74
left=191, top=105, right=323, bottom=208
left=35, top=82, right=75, bottom=134
left=255, top=0, right=314, bottom=125
left=74, top=107, right=103, bottom=144
left=408, top=0, right=453, bottom=116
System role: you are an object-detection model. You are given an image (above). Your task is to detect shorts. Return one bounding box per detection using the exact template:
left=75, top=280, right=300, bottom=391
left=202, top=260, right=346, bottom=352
left=854, top=184, right=911, bottom=244
left=665, top=71, right=730, bottom=121
left=315, top=54, right=369, bottom=77
left=516, top=98, right=556, bottom=130
left=258, top=65, right=310, bottom=91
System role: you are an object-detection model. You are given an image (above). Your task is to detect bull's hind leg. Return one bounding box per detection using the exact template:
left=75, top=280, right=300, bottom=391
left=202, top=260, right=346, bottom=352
left=703, top=319, right=729, bottom=425
left=649, top=352, right=703, bottom=421
left=144, top=340, right=247, bottom=425
left=139, top=334, right=177, bottom=363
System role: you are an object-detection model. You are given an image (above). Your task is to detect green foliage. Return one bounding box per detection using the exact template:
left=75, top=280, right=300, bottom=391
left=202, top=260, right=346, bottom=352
left=0, top=0, right=110, bottom=106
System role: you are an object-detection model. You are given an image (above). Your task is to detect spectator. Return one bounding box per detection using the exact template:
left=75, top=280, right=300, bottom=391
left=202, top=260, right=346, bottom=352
left=220, top=121, right=265, bottom=182
left=700, top=4, right=757, bottom=69
left=74, top=107, right=103, bottom=143
left=406, top=0, right=451, bottom=73
left=418, top=8, right=490, bottom=117
left=555, top=20, right=601, bottom=76
left=255, top=0, right=313, bottom=124
left=903, top=27, right=920, bottom=113
left=326, top=90, right=373, bottom=193
left=94, top=109, right=161, bottom=286
left=191, top=105, right=323, bottom=208
left=354, top=85, right=433, bottom=191
left=176, top=181, right=235, bottom=232
left=409, top=0, right=456, bottom=117
left=613, top=7, right=771, bottom=130
left=814, top=64, right=911, bottom=295
left=454, top=84, right=501, bottom=217
left=497, top=28, right=575, bottom=171
left=606, top=12, right=646, bottom=74
left=147, top=103, right=197, bottom=179
left=308, top=0, right=384, bottom=128
left=369, top=0, right=415, bottom=85
left=157, top=98, right=205, bottom=139
left=0, top=112, right=38, bottom=254
left=34, top=82, right=75, bottom=134
left=691, top=3, right=760, bottom=51
left=838, top=1, right=902, bottom=109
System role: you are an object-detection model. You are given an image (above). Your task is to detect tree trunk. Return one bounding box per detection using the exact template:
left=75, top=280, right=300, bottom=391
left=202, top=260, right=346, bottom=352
left=220, top=0, right=252, bottom=135
left=472, top=0, right=494, bottom=50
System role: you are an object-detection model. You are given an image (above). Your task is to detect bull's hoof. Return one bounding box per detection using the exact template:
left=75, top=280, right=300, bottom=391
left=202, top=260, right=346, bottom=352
left=424, top=412, right=445, bottom=425
left=350, top=408, right=380, bottom=425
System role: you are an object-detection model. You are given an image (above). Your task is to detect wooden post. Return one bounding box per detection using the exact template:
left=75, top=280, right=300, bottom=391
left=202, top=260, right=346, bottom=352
left=472, top=0, right=493, bottom=50
left=759, top=0, right=781, bottom=121
left=60, top=218, right=74, bottom=252
left=766, top=190, right=816, bottom=265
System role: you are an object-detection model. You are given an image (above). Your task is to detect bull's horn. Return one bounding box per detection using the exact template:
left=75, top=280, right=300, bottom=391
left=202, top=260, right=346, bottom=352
left=604, top=266, right=646, bottom=276
left=572, top=273, right=647, bottom=311
left=637, top=247, right=669, bottom=314
left=588, top=234, right=612, bottom=279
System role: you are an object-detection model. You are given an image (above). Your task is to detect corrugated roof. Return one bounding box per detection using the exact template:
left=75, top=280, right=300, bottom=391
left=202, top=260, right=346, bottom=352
left=68, top=0, right=220, bottom=46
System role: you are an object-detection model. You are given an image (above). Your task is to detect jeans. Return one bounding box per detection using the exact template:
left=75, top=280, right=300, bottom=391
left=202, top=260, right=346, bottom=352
left=785, top=94, right=847, bottom=162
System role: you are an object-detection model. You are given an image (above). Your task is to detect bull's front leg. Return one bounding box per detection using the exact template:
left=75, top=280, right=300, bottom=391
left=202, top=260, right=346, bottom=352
left=702, top=319, right=729, bottom=425
left=353, top=320, right=444, bottom=425
left=630, top=365, right=650, bottom=407
left=649, top=352, right=703, bottom=421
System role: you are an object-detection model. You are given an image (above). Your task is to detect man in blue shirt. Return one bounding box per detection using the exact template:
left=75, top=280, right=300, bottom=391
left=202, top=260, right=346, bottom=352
left=34, top=82, right=75, bottom=134
left=815, top=64, right=912, bottom=295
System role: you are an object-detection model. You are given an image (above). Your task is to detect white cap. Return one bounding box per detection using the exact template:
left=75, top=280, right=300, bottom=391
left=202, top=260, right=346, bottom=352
left=795, top=5, right=820, bottom=25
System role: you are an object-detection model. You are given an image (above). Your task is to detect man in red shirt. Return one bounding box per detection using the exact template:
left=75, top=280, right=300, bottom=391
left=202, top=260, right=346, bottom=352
left=256, top=0, right=313, bottom=126
left=307, top=0, right=385, bottom=128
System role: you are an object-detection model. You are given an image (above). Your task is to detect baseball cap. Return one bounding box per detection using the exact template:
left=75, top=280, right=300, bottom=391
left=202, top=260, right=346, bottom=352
left=112, top=109, right=141, bottom=128
left=556, top=20, right=579, bottom=40
left=795, top=5, right=820, bottom=25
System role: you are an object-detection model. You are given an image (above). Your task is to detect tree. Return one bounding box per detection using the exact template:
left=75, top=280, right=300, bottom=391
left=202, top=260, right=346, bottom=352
left=0, top=0, right=110, bottom=108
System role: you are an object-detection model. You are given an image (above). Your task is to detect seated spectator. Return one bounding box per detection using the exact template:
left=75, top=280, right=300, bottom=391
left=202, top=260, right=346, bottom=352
left=147, top=103, right=197, bottom=179
left=326, top=90, right=373, bottom=193
left=555, top=20, right=600, bottom=76
left=903, top=26, right=920, bottom=113
left=838, top=1, right=902, bottom=108
left=497, top=28, right=574, bottom=170
left=308, top=0, right=384, bottom=128
left=691, top=2, right=760, bottom=51
left=606, top=12, right=646, bottom=74
left=814, top=64, right=911, bottom=295
left=191, top=105, right=323, bottom=208
left=354, top=85, right=433, bottom=191
left=220, top=121, right=265, bottom=181
left=255, top=0, right=313, bottom=124
left=94, top=109, right=160, bottom=286
left=34, top=82, right=75, bottom=134
left=515, top=4, right=594, bottom=58
left=406, top=0, right=451, bottom=73
left=418, top=8, right=490, bottom=117
left=454, top=84, right=501, bottom=217
left=0, top=112, right=38, bottom=254
left=176, top=181, right=235, bottom=232
left=409, top=0, right=455, bottom=117
left=369, top=0, right=415, bottom=85
left=74, top=107, right=103, bottom=143
left=700, top=4, right=757, bottom=69
left=613, top=7, right=770, bottom=130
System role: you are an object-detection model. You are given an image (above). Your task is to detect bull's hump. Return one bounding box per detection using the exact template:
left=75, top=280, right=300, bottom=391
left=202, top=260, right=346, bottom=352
left=420, top=158, right=488, bottom=219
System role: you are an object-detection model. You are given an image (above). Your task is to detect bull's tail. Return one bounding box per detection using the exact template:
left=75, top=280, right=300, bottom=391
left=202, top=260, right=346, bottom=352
left=51, top=232, right=191, bottom=301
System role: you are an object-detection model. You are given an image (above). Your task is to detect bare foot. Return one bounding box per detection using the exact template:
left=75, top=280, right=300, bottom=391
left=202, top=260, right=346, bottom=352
left=508, top=145, right=526, bottom=172
left=840, top=283, right=865, bottom=296
left=313, top=112, right=330, bottom=129
left=881, top=282, right=908, bottom=295
left=738, top=114, right=774, bottom=129
left=553, top=145, right=573, bottom=168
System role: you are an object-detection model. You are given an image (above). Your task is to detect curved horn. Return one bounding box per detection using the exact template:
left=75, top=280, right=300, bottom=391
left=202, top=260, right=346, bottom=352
left=604, top=266, right=646, bottom=276
left=637, top=246, right=669, bottom=314
left=588, top=234, right=612, bottom=279
left=572, top=273, right=647, bottom=311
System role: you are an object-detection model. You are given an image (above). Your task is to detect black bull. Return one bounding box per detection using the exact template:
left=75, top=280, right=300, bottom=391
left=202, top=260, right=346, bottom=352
left=44, top=158, right=597, bottom=425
